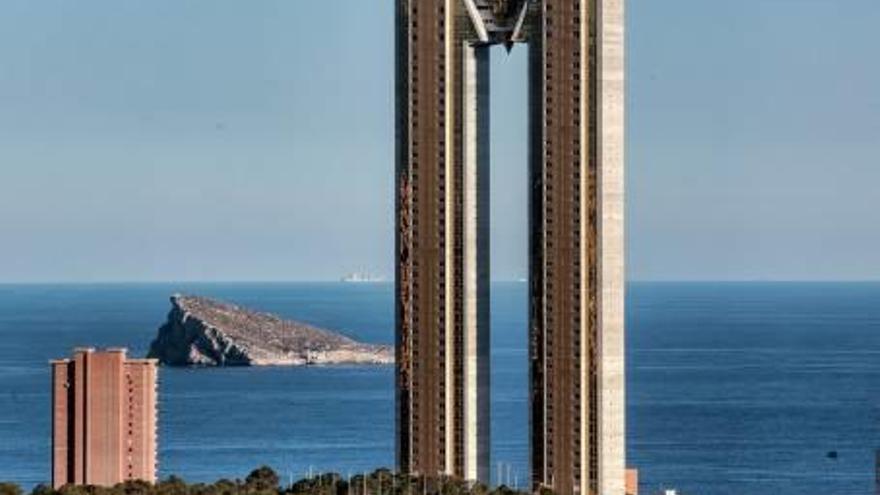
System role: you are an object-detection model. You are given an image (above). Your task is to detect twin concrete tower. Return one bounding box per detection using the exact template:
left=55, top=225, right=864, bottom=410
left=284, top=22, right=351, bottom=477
left=394, top=1, right=624, bottom=494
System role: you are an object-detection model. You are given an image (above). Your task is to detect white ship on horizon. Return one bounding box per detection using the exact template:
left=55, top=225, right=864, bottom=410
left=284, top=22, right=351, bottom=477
left=341, top=272, right=385, bottom=283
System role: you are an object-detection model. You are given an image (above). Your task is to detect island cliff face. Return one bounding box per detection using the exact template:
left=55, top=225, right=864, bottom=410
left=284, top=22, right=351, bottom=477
left=147, top=295, right=393, bottom=366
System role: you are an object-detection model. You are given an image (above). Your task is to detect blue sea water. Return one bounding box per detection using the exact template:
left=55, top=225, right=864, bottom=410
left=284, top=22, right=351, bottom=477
left=0, top=282, right=878, bottom=495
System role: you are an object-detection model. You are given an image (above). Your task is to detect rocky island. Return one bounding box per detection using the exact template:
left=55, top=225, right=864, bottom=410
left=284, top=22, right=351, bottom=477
left=147, top=295, right=393, bottom=366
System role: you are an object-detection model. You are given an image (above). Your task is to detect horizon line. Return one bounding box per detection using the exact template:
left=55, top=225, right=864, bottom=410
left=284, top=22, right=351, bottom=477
left=1, top=278, right=879, bottom=285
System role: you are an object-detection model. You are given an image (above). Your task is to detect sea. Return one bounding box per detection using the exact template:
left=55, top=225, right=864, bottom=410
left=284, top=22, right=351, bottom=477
left=1, top=282, right=878, bottom=495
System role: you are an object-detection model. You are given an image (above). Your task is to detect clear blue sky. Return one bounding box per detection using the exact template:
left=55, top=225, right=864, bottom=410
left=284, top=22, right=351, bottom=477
left=1, top=0, right=878, bottom=282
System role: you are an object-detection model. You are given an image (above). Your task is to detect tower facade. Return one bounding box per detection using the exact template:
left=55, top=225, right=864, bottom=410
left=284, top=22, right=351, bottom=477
left=395, top=0, right=492, bottom=482
left=395, top=1, right=624, bottom=493
left=527, top=1, right=625, bottom=494
left=51, top=348, right=158, bottom=488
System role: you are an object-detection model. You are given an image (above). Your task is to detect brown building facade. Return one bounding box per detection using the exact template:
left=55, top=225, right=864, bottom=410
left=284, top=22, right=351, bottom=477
left=396, top=1, right=624, bottom=493
left=395, top=0, right=492, bottom=482
left=51, top=348, right=158, bottom=488
left=527, top=1, right=626, bottom=494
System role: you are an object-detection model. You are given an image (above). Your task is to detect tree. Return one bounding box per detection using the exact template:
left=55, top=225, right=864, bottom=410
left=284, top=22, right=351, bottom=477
left=117, top=480, right=153, bottom=495
left=210, top=479, right=240, bottom=495
left=1, top=466, right=541, bottom=495
left=57, top=485, right=89, bottom=495
left=0, top=483, right=23, bottom=495
left=245, top=467, right=279, bottom=493
left=155, top=476, right=188, bottom=495
left=30, top=485, right=55, bottom=495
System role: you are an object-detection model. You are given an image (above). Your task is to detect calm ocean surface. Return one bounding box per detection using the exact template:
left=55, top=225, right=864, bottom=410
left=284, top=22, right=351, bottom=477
left=1, top=282, right=878, bottom=495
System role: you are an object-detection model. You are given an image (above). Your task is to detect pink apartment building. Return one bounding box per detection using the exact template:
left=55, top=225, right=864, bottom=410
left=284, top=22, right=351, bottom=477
left=51, top=348, right=157, bottom=488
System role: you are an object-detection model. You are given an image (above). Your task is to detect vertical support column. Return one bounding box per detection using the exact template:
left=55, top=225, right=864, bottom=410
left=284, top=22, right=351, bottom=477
left=461, top=42, right=490, bottom=483
left=527, top=0, right=547, bottom=485
left=396, top=0, right=450, bottom=477
left=443, top=0, right=456, bottom=478
left=393, top=0, right=413, bottom=476
left=529, top=0, right=626, bottom=493
left=530, top=0, right=590, bottom=492
left=395, top=0, right=490, bottom=483
left=597, top=0, right=626, bottom=493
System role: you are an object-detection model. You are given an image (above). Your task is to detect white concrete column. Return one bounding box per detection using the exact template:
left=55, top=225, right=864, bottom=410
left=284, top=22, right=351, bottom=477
left=462, top=41, right=491, bottom=483
left=598, top=0, right=626, bottom=494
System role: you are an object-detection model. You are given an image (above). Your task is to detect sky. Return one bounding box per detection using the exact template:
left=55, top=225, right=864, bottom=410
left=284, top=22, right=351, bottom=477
left=0, top=0, right=878, bottom=283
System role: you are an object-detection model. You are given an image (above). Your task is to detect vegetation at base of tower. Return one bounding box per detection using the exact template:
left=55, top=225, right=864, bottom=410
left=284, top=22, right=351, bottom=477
left=2, top=468, right=539, bottom=495
left=0, top=482, right=24, bottom=495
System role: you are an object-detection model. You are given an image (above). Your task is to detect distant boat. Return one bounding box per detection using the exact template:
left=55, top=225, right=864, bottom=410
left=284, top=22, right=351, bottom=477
left=341, top=272, right=385, bottom=283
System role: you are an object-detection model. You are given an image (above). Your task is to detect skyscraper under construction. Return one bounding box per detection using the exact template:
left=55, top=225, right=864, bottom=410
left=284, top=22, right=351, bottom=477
left=395, top=1, right=624, bottom=494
